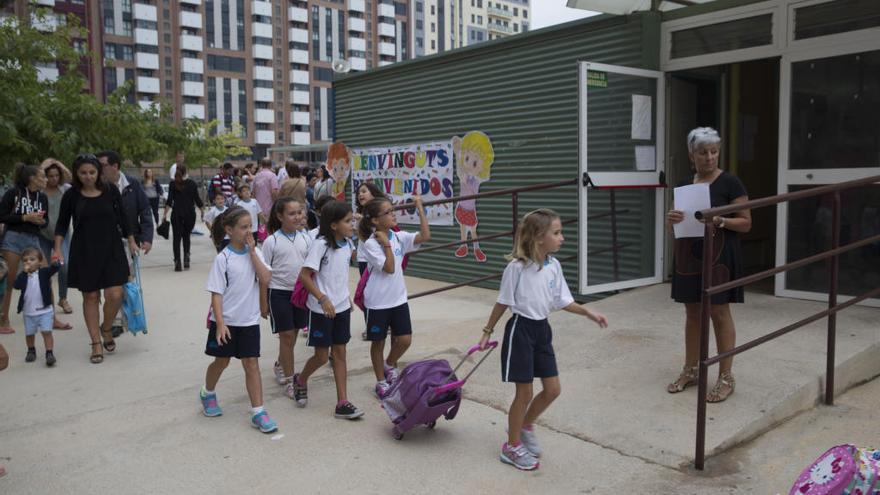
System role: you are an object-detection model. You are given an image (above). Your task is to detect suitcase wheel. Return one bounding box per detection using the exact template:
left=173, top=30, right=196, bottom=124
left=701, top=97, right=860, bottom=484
left=392, top=427, right=404, bottom=440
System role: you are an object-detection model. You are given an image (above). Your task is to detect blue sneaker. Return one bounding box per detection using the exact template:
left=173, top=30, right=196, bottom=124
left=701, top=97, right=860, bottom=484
left=200, top=389, right=222, bottom=417
left=251, top=410, right=278, bottom=433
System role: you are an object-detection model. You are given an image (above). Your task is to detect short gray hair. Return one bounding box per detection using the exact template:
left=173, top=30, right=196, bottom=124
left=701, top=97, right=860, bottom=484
left=687, top=127, right=721, bottom=153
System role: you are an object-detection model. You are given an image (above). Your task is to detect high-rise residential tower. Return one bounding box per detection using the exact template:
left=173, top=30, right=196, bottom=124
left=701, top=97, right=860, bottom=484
left=410, top=0, right=528, bottom=57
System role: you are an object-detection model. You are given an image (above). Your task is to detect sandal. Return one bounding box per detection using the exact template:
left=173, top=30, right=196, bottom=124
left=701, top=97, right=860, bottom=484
left=667, top=365, right=698, bottom=393
left=90, top=342, right=104, bottom=364
left=59, top=299, right=74, bottom=314
left=0, top=318, right=14, bottom=334
left=707, top=371, right=736, bottom=403
left=53, top=319, right=73, bottom=330
left=101, top=327, right=116, bottom=353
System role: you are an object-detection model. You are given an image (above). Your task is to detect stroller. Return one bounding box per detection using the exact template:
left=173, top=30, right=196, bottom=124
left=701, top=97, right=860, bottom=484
left=381, top=341, right=497, bottom=440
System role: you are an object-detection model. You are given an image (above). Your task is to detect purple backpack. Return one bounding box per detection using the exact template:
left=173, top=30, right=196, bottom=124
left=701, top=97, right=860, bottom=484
left=790, top=445, right=880, bottom=495
left=381, top=359, right=458, bottom=424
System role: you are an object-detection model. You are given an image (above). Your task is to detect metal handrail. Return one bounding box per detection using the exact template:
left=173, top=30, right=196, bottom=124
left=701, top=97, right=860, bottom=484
left=692, top=174, right=880, bottom=471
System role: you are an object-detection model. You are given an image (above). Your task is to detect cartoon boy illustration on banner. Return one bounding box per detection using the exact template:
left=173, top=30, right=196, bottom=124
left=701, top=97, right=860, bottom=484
left=327, top=142, right=352, bottom=201
left=452, top=131, right=494, bottom=263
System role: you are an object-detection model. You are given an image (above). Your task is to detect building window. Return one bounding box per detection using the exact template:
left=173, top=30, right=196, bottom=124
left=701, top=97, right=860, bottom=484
left=430, top=22, right=435, bottom=33
left=514, top=23, right=518, bottom=32
left=431, top=39, right=435, bottom=49
left=514, top=7, right=518, bottom=16
left=477, top=15, right=482, bottom=24
left=430, top=5, right=434, bottom=15
left=522, top=9, right=527, bottom=19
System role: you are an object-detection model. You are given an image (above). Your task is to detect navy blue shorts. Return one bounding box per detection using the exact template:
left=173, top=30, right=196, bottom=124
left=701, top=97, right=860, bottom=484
left=268, top=288, right=308, bottom=334
left=365, top=303, right=412, bottom=341
left=205, top=321, right=261, bottom=359
left=500, top=314, right=558, bottom=383
left=307, top=309, right=351, bottom=348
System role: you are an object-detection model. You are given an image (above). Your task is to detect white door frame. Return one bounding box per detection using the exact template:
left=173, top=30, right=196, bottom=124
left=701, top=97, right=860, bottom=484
left=578, top=61, right=666, bottom=295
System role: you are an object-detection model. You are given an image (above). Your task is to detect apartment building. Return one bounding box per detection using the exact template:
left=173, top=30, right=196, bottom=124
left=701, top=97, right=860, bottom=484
left=4, top=0, right=412, bottom=160
left=411, top=0, right=528, bottom=57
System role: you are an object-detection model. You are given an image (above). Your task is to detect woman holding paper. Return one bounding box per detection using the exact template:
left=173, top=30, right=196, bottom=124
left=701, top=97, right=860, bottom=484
left=665, top=127, right=751, bottom=403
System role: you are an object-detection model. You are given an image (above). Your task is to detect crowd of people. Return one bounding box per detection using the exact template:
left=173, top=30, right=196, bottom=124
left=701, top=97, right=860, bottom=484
left=0, top=126, right=750, bottom=475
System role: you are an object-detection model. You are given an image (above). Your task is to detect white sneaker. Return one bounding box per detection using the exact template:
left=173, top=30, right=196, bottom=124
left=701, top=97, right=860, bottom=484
left=375, top=380, right=391, bottom=399
left=500, top=443, right=539, bottom=471
left=520, top=427, right=542, bottom=458
left=384, top=365, right=400, bottom=384
left=273, top=362, right=289, bottom=385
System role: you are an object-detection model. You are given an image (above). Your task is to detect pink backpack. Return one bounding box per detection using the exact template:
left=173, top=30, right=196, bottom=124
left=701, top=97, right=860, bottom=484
left=790, top=444, right=880, bottom=495
left=290, top=243, right=328, bottom=309
left=353, top=268, right=370, bottom=312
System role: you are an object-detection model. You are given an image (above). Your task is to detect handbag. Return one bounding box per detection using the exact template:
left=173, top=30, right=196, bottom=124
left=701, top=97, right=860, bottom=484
left=156, top=219, right=170, bottom=239
left=353, top=267, right=370, bottom=312
left=122, top=256, right=148, bottom=335
left=257, top=224, right=268, bottom=243
left=291, top=242, right=328, bottom=309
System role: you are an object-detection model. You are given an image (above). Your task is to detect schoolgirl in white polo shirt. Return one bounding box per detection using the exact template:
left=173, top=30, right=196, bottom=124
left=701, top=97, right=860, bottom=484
left=290, top=200, right=364, bottom=420
left=260, top=197, right=310, bottom=395
left=478, top=209, right=608, bottom=471
left=357, top=194, right=430, bottom=398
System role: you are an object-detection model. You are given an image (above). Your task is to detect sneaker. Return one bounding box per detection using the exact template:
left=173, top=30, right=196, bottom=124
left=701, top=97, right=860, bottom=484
left=45, top=352, right=56, bottom=367
left=474, top=247, right=487, bottom=263
left=283, top=382, right=296, bottom=400
left=251, top=410, right=278, bottom=433
left=454, top=244, right=468, bottom=258
left=374, top=380, right=391, bottom=399
left=292, top=374, right=308, bottom=407
left=199, top=389, right=223, bottom=417
left=500, top=442, right=539, bottom=471
left=520, top=426, right=543, bottom=458
left=334, top=401, right=365, bottom=420
left=384, top=365, right=400, bottom=384
left=25, top=348, right=36, bottom=363
left=273, top=362, right=291, bottom=385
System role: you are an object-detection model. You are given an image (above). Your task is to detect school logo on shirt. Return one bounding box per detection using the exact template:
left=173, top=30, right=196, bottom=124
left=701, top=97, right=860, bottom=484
left=549, top=278, right=556, bottom=289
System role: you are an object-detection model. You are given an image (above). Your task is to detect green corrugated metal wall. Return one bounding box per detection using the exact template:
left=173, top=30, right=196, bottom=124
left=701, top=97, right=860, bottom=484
left=334, top=13, right=659, bottom=295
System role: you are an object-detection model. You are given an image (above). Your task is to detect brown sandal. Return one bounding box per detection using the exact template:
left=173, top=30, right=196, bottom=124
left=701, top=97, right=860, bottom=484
left=90, top=342, right=104, bottom=364
left=707, top=371, right=736, bottom=403
left=59, top=299, right=74, bottom=314
left=667, top=365, right=698, bottom=393
left=100, top=327, right=116, bottom=353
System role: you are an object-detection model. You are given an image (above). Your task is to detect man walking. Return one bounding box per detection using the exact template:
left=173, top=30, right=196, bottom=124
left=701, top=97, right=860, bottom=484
left=252, top=158, right=278, bottom=217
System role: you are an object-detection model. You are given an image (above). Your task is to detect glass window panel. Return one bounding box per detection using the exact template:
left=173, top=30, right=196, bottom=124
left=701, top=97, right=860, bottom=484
left=586, top=188, right=656, bottom=286
left=586, top=72, right=657, bottom=172
left=671, top=14, right=772, bottom=59
left=794, top=0, right=880, bottom=40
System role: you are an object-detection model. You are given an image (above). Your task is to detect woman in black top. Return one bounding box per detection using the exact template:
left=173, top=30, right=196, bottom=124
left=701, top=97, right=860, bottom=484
left=142, top=168, right=163, bottom=224
left=0, top=164, right=49, bottom=334
left=163, top=165, right=203, bottom=271
left=54, top=154, right=138, bottom=364
left=665, top=127, right=752, bottom=403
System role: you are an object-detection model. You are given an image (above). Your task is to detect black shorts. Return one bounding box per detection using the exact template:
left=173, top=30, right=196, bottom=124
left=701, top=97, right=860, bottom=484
left=307, top=309, right=351, bottom=348
left=500, top=314, right=558, bottom=383
left=365, top=303, right=412, bottom=341
left=268, top=288, right=308, bottom=334
left=205, top=321, right=261, bottom=359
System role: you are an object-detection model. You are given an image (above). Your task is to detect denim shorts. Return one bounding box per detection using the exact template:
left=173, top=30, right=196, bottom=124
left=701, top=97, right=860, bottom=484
left=24, top=311, right=54, bottom=336
left=1, top=230, right=45, bottom=256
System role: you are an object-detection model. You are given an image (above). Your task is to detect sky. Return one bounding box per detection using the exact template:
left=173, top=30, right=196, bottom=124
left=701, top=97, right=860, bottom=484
left=531, top=0, right=600, bottom=29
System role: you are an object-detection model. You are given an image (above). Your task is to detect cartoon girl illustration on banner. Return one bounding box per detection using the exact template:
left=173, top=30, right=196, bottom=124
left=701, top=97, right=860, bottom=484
left=327, top=142, right=352, bottom=201
left=452, top=131, right=494, bottom=263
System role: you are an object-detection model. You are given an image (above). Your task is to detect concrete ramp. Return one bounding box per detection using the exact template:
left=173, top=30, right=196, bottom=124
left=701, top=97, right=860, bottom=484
left=405, top=280, right=880, bottom=470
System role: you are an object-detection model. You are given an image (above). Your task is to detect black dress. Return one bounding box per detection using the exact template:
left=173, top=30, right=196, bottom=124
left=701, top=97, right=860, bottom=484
left=671, top=171, right=747, bottom=305
left=55, top=186, right=131, bottom=292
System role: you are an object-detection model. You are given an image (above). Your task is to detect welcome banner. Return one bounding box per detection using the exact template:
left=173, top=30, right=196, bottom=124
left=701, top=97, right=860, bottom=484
left=350, top=142, right=455, bottom=226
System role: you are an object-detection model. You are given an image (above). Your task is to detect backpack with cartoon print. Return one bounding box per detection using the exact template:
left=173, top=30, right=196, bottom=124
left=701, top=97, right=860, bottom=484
left=790, top=444, right=880, bottom=495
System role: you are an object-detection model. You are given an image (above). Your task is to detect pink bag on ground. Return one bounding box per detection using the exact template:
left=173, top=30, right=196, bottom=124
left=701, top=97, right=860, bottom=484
left=789, top=444, right=880, bottom=495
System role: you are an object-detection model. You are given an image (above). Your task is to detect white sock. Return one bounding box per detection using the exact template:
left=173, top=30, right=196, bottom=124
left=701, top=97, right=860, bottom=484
left=202, top=385, right=215, bottom=396
left=251, top=405, right=265, bottom=415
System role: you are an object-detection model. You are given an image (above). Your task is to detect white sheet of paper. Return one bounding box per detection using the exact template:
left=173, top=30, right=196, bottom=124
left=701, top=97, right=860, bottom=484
left=673, top=183, right=711, bottom=239
left=634, top=145, right=655, bottom=171
left=631, top=94, right=652, bottom=140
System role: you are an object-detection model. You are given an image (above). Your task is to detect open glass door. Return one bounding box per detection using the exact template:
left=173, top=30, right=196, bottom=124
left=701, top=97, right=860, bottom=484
left=776, top=46, right=880, bottom=306
left=578, top=62, right=666, bottom=295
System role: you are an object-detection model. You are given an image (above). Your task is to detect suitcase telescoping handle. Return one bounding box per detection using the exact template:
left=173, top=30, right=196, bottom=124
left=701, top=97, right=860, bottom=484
left=436, top=341, right=498, bottom=396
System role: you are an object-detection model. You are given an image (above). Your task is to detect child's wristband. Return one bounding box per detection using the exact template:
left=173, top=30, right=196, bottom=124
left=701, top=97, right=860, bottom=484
left=482, top=326, right=494, bottom=335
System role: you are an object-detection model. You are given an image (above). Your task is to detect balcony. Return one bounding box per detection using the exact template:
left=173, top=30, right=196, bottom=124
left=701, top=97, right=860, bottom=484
left=253, top=65, right=273, bottom=80
left=291, top=132, right=310, bottom=145
left=288, top=27, right=308, bottom=43
left=348, top=37, right=365, bottom=51
left=289, top=48, right=308, bottom=64
left=179, top=0, right=201, bottom=5
left=252, top=44, right=272, bottom=60
left=30, top=13, right=58, bottom=32
left=133, top=3, right=157, bottom=21
left=378, top=60, right=394, bottom=67
left=35, top=0, right=54, bottom=6
left=252, top=0, right=271, bottom=16
left=179, top=11, right=202, bottom=29
left=289, top=69, right=309, bottom=84
left=134, top=27, right=159, bottom=45
left=255, top=130, right=275, bottom=145
left=350, top=56, right=366, bottom=71
left=183, top=104, right=205, bottom=119
left=181, top=57, right=203, bottom=74
left=348, top=0, right=365, bottom=12
left=135, top=52, right=159, bottom=70
left=487, top=6, right=512, bottom=19
left=379, top=42, right=395, bottom=56
left=36, top=66, right=59, bottom=82
left=254, top=87, right=274, bottom=102
left=251, top=21, right=271, bottom=38
left=288, top=6, right=307, bottom=22
left=182, top=81, right=204, bottom=97
left=378, top=22, right=395, bottom=37
left=180, top=34, right=203, bottom=51
left=488, top=22, right=513, bottom=35
left=291, top=111, right=310, bottom=125
left=137, top=76, right=160, bottom=94
left=290, top=90, right=309, bottom=104
left=348, top=17, right=365, bottom=32
left=254, top=109, right=274, bottom=123
left=138, top=100, right=155, bottom=111
left=378, top=3, right=394, bottom=17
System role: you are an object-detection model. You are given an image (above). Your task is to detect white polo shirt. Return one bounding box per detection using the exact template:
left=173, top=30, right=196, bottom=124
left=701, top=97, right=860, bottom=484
left=362, top=230, right=419, bottom=310
left=206, top=246, right=270, bottom=326
left=497, top=257, right=574, bottom=321
left=303, top=237, right=352, bottom=314
left=235, top=198, right=262, bottom=233
left=261, top=229, right=311, bottom=290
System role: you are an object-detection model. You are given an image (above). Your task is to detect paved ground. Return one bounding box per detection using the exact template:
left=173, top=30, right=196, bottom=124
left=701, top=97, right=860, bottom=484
left=0, top=232, right=877, bottom=494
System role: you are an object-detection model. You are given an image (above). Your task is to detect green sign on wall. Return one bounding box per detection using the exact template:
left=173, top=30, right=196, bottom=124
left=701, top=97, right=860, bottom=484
left=587, top=70, right=607, bottom=88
